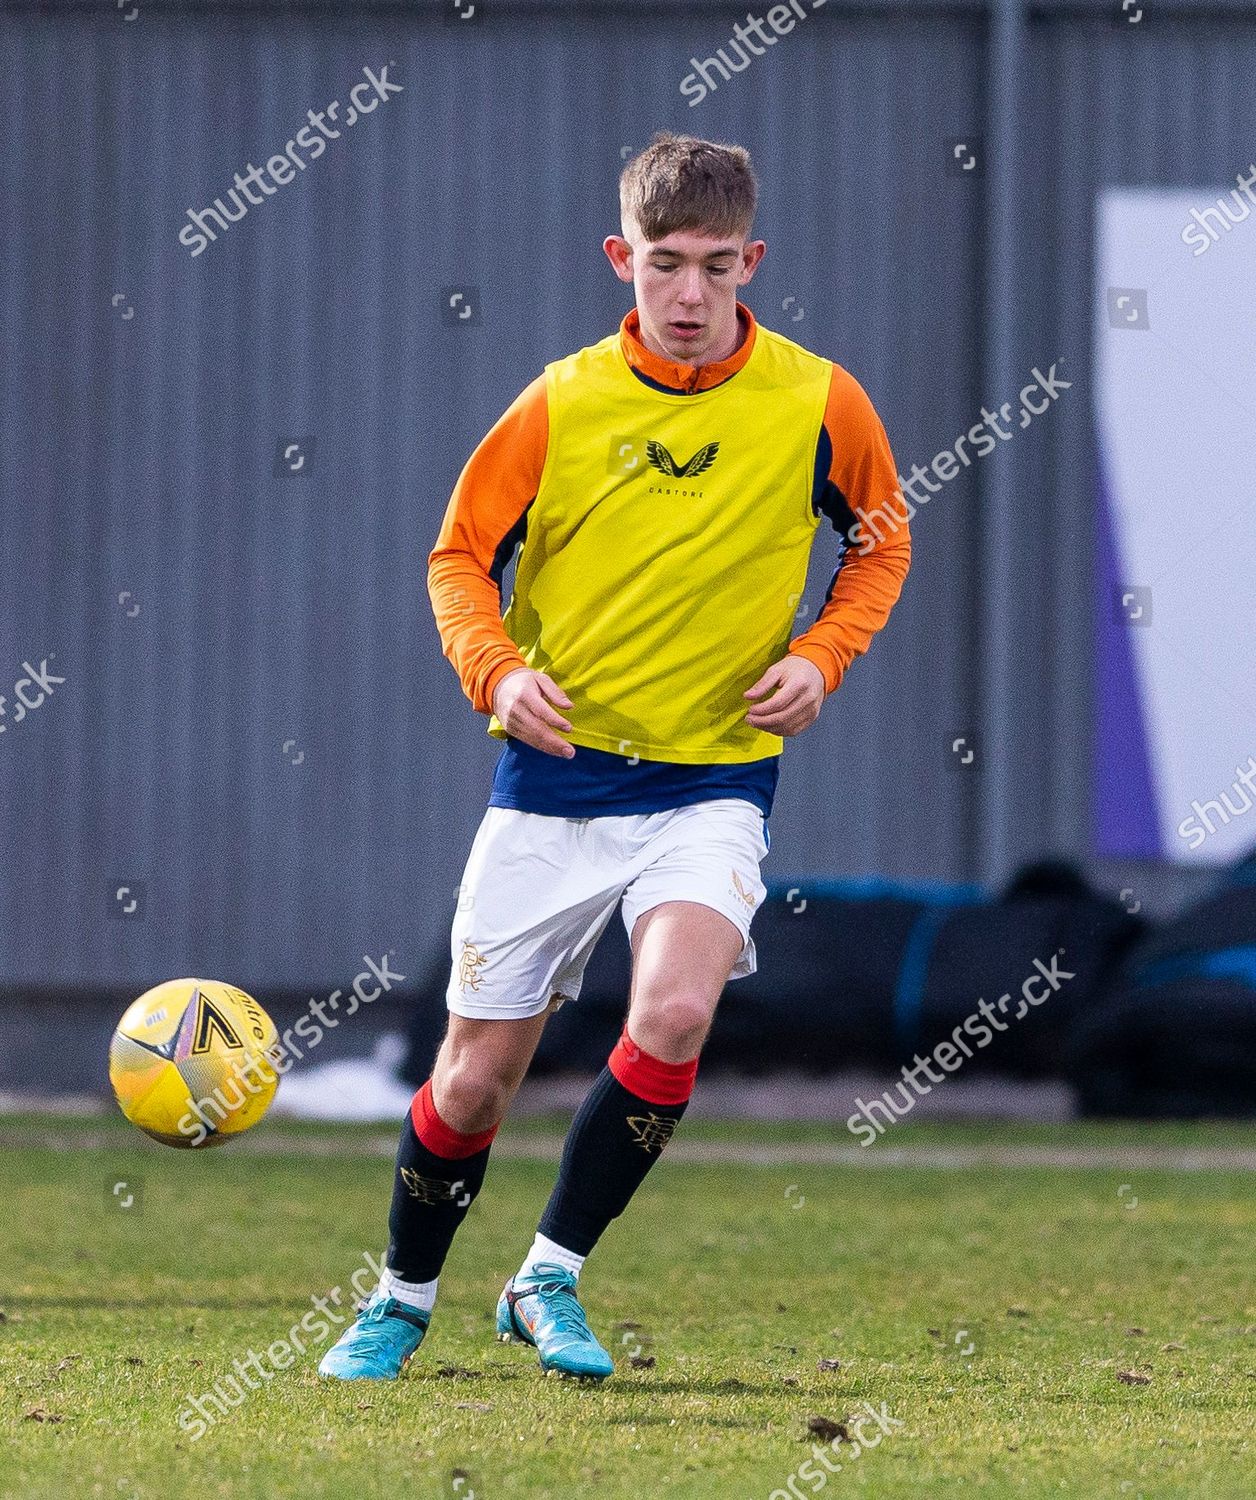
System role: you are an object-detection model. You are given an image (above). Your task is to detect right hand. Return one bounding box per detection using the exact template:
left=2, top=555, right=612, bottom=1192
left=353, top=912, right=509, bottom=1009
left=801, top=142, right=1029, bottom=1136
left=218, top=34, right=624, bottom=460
left=492, top=668, right=575, bottom=759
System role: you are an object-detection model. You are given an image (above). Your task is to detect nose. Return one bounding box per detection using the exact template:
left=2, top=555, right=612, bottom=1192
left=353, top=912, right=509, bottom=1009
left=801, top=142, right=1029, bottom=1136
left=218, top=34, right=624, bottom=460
left=676, top=269, right=704, bottom=307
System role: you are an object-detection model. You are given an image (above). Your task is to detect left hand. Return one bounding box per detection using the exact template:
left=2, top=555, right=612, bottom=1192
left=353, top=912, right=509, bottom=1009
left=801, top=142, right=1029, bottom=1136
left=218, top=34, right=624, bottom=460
left=743, top=655, right=827, bottom=736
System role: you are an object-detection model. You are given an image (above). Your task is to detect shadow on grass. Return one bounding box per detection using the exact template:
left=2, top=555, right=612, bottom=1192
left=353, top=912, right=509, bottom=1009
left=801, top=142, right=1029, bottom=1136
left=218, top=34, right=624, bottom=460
left=405, top=1367, right=800, bottom=1400
left=601, top=1378, right=812, bottom=1400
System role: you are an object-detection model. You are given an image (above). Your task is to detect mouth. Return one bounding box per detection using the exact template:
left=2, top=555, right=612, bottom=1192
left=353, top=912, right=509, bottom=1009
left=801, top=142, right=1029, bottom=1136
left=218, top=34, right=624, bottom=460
left=668, top=319, right=704, bottom=342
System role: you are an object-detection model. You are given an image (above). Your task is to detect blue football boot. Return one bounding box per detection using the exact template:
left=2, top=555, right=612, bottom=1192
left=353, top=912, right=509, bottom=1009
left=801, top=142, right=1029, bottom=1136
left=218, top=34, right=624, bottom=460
left=495, top=1262, right=615, bottom=1381
left=318, top=1288, right=430, bottom=1379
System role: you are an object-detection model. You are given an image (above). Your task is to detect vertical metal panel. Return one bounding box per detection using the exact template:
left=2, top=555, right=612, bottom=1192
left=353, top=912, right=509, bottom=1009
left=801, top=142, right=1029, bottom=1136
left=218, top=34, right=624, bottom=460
left=1, top=1, right=1253, bottom=991
left=978, top=0, right=1028, bottom=884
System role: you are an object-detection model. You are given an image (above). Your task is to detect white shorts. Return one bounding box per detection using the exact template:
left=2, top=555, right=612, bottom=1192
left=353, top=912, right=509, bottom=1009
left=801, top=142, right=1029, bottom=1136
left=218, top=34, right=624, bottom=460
left=445, top=797, right=770, bottom=1021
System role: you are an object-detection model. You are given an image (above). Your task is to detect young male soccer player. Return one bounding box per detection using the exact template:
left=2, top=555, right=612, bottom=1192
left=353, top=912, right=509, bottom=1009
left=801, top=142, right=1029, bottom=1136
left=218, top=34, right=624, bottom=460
left=321, top=133, right=910, bottom=1382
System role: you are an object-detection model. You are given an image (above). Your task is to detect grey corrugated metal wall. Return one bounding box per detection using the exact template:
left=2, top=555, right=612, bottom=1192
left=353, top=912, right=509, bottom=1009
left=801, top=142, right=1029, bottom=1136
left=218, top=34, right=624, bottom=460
left=2, top=0, right=1253, bottom=991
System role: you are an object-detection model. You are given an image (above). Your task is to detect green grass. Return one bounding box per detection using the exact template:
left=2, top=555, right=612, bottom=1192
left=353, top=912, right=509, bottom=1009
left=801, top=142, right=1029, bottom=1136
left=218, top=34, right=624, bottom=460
left=1, top=1116, right=1254, bottom=1499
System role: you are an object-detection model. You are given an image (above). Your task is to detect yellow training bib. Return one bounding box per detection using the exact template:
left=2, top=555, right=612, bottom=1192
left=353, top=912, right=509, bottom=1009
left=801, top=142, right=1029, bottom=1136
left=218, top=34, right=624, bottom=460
left=488, top=325, right=831, bottom=763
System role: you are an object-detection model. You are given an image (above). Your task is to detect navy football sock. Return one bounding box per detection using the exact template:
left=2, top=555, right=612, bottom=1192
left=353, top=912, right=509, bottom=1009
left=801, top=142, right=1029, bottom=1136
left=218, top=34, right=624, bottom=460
left=537, top=1029, right=697, bottom=1258
left=386, top=1080, right=497, bottom=1284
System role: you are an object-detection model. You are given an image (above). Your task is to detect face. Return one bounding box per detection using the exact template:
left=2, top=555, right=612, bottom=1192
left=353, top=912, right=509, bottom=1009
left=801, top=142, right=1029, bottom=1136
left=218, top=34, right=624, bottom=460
left=604, top=220, right=766, bottom=366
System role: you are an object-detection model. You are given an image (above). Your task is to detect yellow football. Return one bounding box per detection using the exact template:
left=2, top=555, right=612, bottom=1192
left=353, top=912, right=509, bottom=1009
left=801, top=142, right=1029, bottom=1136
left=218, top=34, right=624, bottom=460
left=108, top=979, right=280, bottom=1148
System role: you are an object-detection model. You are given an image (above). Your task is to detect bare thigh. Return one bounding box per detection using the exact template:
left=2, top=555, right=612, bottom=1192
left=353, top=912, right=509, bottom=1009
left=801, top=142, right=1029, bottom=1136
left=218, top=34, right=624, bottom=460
left=625, top=900, right=745, bottom=1063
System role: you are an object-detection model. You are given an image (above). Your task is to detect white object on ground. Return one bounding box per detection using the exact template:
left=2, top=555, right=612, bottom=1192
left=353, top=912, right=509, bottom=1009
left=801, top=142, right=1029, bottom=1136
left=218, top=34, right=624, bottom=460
left=270, top=1033, right=416, bottom=1122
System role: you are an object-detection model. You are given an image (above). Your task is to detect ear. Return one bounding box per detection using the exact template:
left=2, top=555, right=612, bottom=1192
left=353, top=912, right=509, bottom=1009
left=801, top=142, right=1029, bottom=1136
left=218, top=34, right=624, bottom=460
left=738, top=240, right=767, bottom=285
left=603, top=234, right=635, bottom=284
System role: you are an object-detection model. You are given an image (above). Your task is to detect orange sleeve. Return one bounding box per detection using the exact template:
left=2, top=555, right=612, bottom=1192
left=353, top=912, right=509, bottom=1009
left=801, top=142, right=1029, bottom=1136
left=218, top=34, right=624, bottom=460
left=427, top=374, right=549, bottom=714
left=788, top=364, right=910, bottom=694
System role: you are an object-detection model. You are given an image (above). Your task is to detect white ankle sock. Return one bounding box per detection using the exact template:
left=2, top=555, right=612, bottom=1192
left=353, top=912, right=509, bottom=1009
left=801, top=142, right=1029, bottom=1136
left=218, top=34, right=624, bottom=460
left=379, top=1267, right=438, bottom=1313
left=517, top=1231, right=586, bottom=1282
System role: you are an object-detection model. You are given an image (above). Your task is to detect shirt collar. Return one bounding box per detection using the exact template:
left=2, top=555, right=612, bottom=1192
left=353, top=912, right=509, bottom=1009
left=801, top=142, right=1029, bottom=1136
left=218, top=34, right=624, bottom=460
left=619, top=301, right=757, bottom=394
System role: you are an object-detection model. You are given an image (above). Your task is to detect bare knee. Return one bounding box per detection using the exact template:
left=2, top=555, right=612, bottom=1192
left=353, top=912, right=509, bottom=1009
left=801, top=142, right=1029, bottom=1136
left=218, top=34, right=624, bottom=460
left=629, top=989, right=714, bottom=1063
left=427, top=1011, right=547, bottom=1135
left=432, top=1051, right=519, bottom=1134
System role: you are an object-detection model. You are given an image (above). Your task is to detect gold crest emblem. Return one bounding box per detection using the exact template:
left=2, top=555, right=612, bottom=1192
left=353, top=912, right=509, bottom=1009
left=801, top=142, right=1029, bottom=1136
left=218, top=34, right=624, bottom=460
left=731, top=870, right=757, bottom=908
left=626, top=1112, right=679, bottom=1154
left=400, top=1167, right=455, bottom=1206
left=458, top=939, right=488, bottom=993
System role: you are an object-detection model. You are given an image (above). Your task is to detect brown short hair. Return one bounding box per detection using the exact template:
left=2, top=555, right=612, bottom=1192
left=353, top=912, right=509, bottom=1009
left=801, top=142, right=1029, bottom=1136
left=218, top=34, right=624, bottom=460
left=619, top=132, right=757, bottom=242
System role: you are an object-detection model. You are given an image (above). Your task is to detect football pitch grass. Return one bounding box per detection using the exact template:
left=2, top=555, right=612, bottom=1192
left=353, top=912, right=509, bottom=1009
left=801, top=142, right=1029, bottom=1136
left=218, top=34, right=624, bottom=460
left=1, top=1115, right=1253, bottom=1499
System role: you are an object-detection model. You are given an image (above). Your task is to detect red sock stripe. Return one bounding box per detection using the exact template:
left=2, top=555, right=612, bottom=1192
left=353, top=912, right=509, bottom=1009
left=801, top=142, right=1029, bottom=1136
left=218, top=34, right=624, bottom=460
left=607, top=1028, right=699, bottom=1106
left=410, top=1080, right=499, bottom=1159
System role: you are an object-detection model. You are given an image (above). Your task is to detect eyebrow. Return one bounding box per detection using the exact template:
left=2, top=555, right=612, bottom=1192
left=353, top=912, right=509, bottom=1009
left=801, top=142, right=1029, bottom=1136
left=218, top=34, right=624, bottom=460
left=648, top=248, right=739, bottom=261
